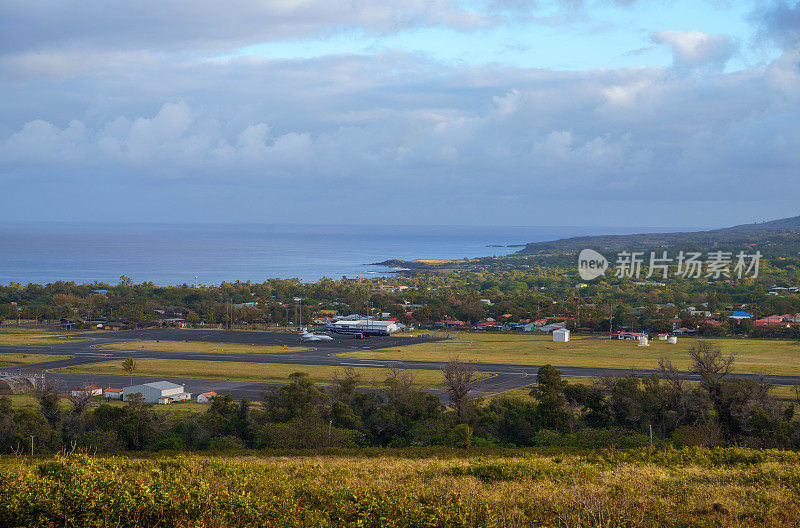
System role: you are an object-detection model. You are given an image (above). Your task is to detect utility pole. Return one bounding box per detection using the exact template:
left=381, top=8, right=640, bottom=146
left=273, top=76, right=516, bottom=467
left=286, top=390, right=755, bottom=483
left=30, top=435, right=34, bottom=456
left=293, top=297, right=302, bottom=331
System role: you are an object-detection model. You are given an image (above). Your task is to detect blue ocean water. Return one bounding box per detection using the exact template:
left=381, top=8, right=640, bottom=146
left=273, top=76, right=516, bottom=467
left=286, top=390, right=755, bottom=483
left=0, top=223, right=684, bottom=285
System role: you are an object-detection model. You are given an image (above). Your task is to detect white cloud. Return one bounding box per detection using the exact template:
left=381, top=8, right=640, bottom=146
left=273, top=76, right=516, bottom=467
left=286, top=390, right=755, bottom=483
left=652, top=30, right=737, bottom=71
left=0, top=40, right=798, bottom=224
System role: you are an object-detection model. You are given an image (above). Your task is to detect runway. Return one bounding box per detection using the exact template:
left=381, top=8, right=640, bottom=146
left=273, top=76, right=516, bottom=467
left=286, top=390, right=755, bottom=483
left=2, top=328, right=797, bottom=401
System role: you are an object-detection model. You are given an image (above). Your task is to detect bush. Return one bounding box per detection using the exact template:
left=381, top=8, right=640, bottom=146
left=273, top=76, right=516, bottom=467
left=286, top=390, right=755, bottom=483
left=207, top=435, right=245, bottom=450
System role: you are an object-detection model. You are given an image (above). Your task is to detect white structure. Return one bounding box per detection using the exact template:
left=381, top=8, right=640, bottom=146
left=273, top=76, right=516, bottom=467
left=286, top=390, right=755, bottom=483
left=638, top=335, right=649, bottom=347
left=328, top=319, right=399, bottom=336
left=104, top=388, right=123, bottom=399
left=657, top=334, right=669, bottom=341
left=553, top=329, right=570, bottom=342
left=71, top=385, right=102, bottom=397
left=668, top=336, right=678, bottom=344
left=123, top=381, right=191, bottom=404
left=197, top=391, right=217, bottom=404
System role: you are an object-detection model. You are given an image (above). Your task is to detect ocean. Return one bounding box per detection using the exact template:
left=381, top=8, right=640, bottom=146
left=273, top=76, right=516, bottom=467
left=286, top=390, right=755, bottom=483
left=0, top=223, right=679, bottom=285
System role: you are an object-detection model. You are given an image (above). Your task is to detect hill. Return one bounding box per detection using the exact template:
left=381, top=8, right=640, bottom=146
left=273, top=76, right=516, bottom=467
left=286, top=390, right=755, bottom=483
left=516, top=214, right=800, bottom=256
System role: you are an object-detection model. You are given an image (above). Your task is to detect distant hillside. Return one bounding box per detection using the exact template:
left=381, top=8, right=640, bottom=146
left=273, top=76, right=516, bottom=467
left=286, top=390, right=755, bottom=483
left=516, top=215, right=800, bottom=256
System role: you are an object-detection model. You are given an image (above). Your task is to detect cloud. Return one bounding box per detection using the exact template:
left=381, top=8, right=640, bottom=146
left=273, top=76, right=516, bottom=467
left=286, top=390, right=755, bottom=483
left=753, top=1, right=800, bottom=50
left=0, top=0, right=490, bottom=55
left=1, top=50, right=797, bottom=211
left=652, top=30, right=737, bottom=71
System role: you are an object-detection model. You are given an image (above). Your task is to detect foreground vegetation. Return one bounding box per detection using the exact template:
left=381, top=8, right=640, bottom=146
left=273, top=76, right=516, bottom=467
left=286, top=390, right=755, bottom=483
left=3, top=447, right=800, bottom=527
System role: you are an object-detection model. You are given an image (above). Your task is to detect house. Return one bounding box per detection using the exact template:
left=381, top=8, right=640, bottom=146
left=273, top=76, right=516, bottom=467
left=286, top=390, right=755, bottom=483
left=729, top=311, right=752, bottom=320
left=103, top=388, right=124, bottom=399
left=657, top=334, right=669, bottom=340
left=611, top=332, right=647, bottom=341
left=71, top=385, right=103, bottom=397
left=553, top=329, right=570, bottom=342
left=123, top=381, right=192, bottom=404
left=197, top=391, right=218, bottom=404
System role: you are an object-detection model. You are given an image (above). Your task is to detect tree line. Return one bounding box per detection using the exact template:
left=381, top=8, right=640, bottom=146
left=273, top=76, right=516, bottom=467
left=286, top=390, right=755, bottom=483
left=2, top=344, right=798, bottom=453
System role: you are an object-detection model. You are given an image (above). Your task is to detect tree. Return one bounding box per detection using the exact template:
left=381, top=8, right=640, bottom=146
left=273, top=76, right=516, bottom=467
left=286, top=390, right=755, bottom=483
left=531, top=365, right=571, bottom=433
left=689, top=341, right=735, bottom=389
left=122, top=357, right=136, bottom=387
left=442, top=357, right=479, bottom=421
left=331, top=367, right=361, bottom=403
left=261, top=372, right=328, bottom=423
left=34, top=379, right=62, bottom=429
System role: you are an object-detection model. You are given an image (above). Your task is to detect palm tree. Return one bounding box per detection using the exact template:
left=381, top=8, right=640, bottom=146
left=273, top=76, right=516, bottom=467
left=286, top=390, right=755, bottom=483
left=122, top=357, right=136, bottom=387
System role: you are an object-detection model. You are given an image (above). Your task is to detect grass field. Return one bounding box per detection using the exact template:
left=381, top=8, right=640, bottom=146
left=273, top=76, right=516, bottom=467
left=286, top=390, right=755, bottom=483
left=96, top=340, right=310, bottom=354
left=0, top=352, right=70, bottom=368
left=57, top=359, right=452, bottom=388
left=340, top=332, right=800, bottom=375
left=0, top=327, right=87, bottom=345
left=4, top=448, right=800, bottom=527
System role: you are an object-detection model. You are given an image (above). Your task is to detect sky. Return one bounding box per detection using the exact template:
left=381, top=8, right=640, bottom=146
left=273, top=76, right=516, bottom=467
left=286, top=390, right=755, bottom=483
left=0, top=0, right=799, bottom=228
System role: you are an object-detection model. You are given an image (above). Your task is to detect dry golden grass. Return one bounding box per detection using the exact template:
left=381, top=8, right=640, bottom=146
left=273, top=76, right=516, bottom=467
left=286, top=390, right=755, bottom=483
left=0, top=352, right=70, bottom=366
left=341, top=332, right=800, bottom=375
left=96, top=340, right=309, bottom=354
left=0, top=327, right=86, bottom=345
left=58, top=358, right=450, bottom=388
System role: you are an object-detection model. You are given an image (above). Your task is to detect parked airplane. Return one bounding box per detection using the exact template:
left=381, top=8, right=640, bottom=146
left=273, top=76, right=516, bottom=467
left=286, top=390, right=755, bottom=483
left=299, top=328, right=334, bottom=342
left=324, top=317, right=398, bottom=337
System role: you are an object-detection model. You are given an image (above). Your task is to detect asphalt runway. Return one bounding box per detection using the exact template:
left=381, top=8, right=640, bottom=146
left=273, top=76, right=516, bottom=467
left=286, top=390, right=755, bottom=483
left=3, top=328, right=799, bottom=401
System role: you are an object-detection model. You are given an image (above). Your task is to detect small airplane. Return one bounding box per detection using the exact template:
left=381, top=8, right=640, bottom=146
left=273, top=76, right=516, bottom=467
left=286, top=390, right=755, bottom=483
left=299, top=328, right=334, bottom=342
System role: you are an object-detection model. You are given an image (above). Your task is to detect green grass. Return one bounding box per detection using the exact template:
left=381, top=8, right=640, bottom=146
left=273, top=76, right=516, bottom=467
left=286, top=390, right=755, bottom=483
left=96, top=340, right=310, bottom=354
left=340, top=332, right=800, bottom=375
left=57, top=359, right=451, bottom=388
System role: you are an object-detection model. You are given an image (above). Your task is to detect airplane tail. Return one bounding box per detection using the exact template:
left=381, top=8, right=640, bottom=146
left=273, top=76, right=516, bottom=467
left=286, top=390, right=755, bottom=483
left=324, top=318, right=334, bottom=329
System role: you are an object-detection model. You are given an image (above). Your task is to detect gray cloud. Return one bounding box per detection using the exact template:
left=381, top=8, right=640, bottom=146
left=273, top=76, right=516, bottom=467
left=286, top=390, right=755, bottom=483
left=1, top=50, right=798, bottom=225
left=0, top=0, right=489, bottom=55
left=754, top=1, right=800, bottom=50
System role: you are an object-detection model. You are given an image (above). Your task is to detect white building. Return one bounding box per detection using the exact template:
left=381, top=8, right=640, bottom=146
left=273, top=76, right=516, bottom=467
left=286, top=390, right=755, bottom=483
left=122, top=381, right=191, bottom=404
left=71, top=385, right=102, bottom=397
left=104, top=388, right=124, bottom=399
left=553, top=329, right=570, bottom=342
left=197, top=391, right=218, bottom=404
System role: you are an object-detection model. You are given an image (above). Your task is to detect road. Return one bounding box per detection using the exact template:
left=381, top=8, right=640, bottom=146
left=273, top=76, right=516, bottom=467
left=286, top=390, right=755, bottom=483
left=2, top=328, right=799, bottom=401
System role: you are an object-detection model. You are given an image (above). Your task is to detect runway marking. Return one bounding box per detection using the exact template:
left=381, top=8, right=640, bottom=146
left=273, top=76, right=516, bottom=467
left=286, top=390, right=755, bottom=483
left=340, top=362, right=385, bottom=367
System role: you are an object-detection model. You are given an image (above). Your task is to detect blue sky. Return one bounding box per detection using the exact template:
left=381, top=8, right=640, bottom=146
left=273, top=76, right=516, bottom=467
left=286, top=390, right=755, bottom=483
left=0, top=0, right=798, bottom=228
left=233, top=0, right=765, bottom=71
